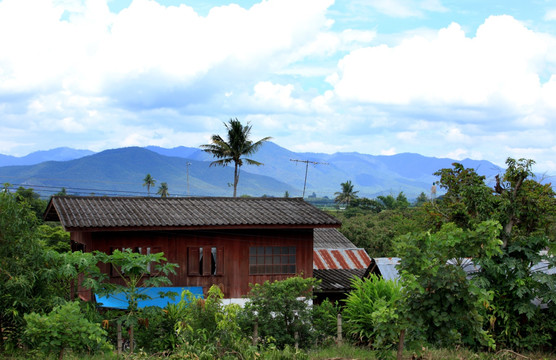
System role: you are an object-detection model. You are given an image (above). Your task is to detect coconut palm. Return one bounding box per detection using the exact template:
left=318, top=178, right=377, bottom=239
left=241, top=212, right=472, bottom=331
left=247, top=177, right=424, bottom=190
left=157, top=182, right=169, bottom=198
left=201, top=118, right=271, bottom=197
left=334, top=180, right=359, bottom=207
left=143, top=174, right=156, bottom=196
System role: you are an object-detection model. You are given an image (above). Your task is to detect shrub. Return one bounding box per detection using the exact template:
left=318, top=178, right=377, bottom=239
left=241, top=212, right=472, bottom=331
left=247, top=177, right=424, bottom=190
left=342, top=274, right=402, bottom=353
left=23, top=301, right=112, bottom=359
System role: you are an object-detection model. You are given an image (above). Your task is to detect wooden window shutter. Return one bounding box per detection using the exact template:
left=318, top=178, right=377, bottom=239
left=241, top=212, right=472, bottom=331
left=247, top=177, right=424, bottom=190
left=216, top=247, right=224, bottom=276
left=188, top=247, right=200, bottom=275
left=202, top=247, right=211, bottom=276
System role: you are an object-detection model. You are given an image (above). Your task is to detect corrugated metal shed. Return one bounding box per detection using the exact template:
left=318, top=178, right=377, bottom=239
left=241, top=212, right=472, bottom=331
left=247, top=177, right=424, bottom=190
left=369, top=257, right=401, bottom=281
left=313, top=248, right=371, bottom=270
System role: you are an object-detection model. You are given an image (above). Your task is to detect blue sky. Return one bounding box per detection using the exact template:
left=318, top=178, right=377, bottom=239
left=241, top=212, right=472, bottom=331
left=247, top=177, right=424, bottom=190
left=1, top=0, right=555, bottom=174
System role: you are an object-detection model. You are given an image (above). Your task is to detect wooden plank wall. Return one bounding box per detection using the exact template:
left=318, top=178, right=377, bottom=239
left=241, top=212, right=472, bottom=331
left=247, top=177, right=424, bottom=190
left=85, top=228, right=314, bottom=298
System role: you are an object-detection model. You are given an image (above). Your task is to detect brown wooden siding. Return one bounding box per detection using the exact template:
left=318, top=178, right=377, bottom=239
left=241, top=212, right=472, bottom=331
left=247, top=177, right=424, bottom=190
left=77, top=228, right=313, bottom=299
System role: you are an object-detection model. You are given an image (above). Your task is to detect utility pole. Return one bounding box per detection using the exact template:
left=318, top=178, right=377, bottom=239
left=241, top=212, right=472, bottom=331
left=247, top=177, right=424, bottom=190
left=290, top=159, right=328, bottom=198
left=186, top=162, right=192, bottom=196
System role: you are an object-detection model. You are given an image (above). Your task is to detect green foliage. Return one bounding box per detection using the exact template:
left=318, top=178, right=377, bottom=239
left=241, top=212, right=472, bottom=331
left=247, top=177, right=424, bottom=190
left=311, top=300, right=340, bottom=346
left=142, top=173, right=156, bottom=196
left=37, top=224, right=70, bottom=252
left=0, top=193, right=52, bottom=347
left=174, top=285, right=257, bottom=359
left=334, top=180, right=359, bottom=206
left=429, top=158, right=556, bottom=350
left=242, top=276, right=319, bottom=349
left=201, top=118, right=271, bottom=197
left=24, top=301, right=112, bottom=358
left=337, top=207, right=430, bottom=257
left=94, top=249, right=178, bottom=321
left=157, top=182, right=169, bottom=198
left=14, top=187, right=47, bottom=221
left=343, top=274, right=402, bottom=355
left=395, top=221, right=502, bottom=348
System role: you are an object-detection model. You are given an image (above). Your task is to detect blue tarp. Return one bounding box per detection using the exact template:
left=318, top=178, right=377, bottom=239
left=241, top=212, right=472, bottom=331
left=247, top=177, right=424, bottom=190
left=95, top=286, right=204, bottom=309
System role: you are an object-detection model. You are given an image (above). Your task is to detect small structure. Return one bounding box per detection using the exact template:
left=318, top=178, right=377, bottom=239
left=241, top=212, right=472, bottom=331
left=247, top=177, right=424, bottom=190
left=44, top=196, right=341, bottom=302
left=312, top=228, right=371, bottom=303
left=365, top=257, right=401, bottom=281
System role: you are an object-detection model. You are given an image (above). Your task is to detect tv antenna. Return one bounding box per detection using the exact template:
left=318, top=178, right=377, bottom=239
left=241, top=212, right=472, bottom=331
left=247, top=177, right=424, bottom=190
left=290, top=159, right=328, bottom=198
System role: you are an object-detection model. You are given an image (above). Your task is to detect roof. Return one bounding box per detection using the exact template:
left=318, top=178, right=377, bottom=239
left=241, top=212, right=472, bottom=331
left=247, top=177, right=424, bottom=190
left=368, top=257, right=401, bottom=281
left=314, top=228, right=357, bottom=249
left=314, top=269, right=366, bottom=292
left=313, top=248, right=371, bottom=270
left=44, top=196, right=341, bottom=231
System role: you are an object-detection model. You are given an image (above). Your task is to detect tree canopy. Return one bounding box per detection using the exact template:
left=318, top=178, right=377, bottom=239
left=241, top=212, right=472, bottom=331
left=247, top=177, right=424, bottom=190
left=201, top=118, right=271, bottom=197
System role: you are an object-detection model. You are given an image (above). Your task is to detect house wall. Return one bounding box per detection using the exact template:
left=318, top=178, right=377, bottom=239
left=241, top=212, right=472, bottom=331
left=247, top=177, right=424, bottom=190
left=73, top=228, right=314, bottom=299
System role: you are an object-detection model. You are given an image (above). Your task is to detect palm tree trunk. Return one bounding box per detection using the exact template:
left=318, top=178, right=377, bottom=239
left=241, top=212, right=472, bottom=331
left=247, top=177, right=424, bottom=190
left=233, top=162, right=239, bottom=197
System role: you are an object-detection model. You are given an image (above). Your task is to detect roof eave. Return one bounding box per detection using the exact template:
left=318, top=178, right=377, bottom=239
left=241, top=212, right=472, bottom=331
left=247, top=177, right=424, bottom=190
left=64, top=223, right=341, bottom=232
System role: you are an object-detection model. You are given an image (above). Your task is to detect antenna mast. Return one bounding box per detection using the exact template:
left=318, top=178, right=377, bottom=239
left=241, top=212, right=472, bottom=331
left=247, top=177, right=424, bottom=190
left=290, top=159, right=328, bottom=198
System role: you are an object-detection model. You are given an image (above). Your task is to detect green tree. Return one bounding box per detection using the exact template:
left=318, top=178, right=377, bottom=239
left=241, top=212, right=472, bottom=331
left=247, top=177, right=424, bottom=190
left=143, top=173, right=156, bottom=196
left=428, top=158, right=556, bottom=350
left=334, top=180, right=359, bottom=207
left=413, top=192, right=428, bottom=207
left=201, top=118, right=271, bottom=197
left=14, top=186, right=47, bottom=220
left=157, top=182, right=169, bottom=198
left=395, top=221, right=502, bottom=348
left=94, top=249, right=178, bottom=352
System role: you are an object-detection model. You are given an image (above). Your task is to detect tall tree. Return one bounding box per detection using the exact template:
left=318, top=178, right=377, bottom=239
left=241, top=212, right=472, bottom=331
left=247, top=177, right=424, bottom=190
left=334, top=180, right=359, bottom=207
left=157, top=182, right=169, bottom=198
left=201, top=118, right=271, bottom=197
left=142, top=174, right=156, bottom=196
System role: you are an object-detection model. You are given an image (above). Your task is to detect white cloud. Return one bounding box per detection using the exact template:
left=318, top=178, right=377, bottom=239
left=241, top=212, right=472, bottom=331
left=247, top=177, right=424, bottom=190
left=367, top=0, right=447, bottom=18
left=331, top=15, right=555, bottom=116
left=545, top=9, right=556, bottom=21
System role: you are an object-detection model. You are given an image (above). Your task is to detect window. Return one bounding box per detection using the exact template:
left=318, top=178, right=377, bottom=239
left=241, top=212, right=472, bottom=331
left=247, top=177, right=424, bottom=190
left=188, top=246, right=223, bottom=276
left=249, top=246, right=296, bottom=275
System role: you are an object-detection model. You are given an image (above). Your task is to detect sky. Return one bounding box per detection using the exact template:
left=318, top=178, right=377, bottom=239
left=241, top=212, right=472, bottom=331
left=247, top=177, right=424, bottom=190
left=1, top=0, right=556, bottom=174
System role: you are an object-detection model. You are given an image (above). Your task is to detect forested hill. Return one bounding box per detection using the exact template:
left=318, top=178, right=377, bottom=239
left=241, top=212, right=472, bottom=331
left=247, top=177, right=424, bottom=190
left=0, top=143, right=504, bottom=199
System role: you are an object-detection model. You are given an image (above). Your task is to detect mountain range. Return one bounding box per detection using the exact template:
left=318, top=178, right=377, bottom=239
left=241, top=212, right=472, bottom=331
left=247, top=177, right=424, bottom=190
left=0, top=143, right=506, bottom=199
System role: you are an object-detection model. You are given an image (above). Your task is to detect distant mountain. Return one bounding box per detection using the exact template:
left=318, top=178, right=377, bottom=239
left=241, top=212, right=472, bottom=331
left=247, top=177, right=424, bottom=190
left=0, top=147, right=296, bottom=198
left=0, top=147, right=95, bottom=167
left=0, top=143, right=507, bottom=199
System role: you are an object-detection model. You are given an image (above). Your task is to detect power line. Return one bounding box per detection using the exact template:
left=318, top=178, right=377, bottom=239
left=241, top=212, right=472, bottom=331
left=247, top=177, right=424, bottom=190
left=289, top=159, right=328, bottom=198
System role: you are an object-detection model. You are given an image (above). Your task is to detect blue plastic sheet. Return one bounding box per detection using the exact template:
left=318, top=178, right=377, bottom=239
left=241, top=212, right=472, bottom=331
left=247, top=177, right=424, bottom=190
left=95, top=286, right=204, bottom=309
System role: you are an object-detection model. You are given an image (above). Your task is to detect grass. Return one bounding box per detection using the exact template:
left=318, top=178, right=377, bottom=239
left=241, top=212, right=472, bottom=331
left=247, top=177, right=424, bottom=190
left=3, top=345, right=556, bottom=360
left=308, top=344, right=556, bottom=360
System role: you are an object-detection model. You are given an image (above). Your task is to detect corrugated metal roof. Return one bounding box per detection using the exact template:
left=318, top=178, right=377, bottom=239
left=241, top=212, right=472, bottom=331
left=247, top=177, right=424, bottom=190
left=314, top=269, right=366, bottom=292
left=313, top=248, right=371, bottom=270
left=314, top=228, right=356, bottom=249
left=44, top=196, right=341, bottom=230
left=372, top=257, right=401, bottom=281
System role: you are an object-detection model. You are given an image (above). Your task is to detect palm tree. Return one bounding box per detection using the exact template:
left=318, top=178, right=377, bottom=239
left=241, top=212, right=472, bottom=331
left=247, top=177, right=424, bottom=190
left=143, top=174, right=156, bottom=196
left=334, top=180, right=359, bottom=207
left=157, top=182, right=169, bottom=198
left=201, top=118, right=271, bottom=197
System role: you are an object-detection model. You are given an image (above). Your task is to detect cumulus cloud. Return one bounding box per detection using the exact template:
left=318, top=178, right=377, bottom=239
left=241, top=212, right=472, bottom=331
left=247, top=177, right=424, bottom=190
left=331, top=16, right=554, bottom=111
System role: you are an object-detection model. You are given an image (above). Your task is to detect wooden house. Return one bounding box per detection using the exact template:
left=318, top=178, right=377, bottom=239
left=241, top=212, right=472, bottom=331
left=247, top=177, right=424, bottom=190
left=44, top=196, right=341, bottom=302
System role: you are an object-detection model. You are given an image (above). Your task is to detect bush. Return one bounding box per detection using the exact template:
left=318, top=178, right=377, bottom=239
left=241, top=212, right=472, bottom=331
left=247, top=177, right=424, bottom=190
left=23, top=301, right=112, bottom=359
left=241, top=276, right=319, bottom=350
left=342, top=274, right=402, bottom=353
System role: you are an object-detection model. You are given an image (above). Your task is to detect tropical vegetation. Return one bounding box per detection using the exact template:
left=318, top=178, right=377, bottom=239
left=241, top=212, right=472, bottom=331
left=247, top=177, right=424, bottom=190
left=201, top=118, right=271, bottom=197
left=0, top=156, right=554, bottom=359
